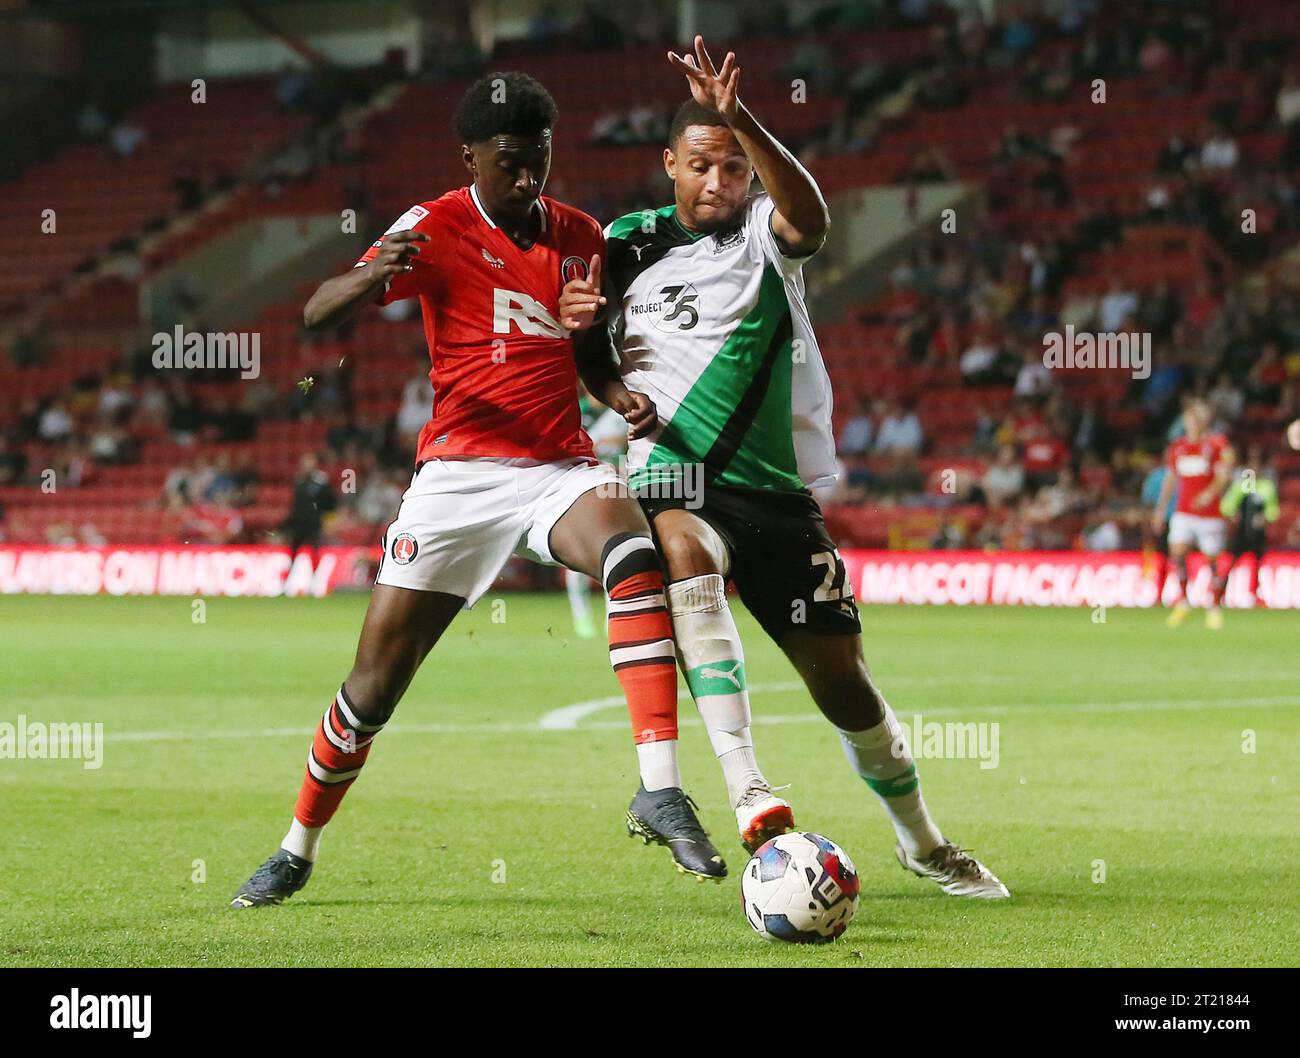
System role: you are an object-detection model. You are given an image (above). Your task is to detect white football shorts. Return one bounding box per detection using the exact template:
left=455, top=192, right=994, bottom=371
left=1167, top=512, right=1227, bottom=556
left=376, top=456, right=623, bottom=605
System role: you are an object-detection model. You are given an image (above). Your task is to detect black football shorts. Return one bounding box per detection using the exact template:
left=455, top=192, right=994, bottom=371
left=640, top=482, right=861, bottom=643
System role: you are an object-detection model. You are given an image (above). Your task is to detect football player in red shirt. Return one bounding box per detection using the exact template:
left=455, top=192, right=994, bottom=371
left=231, top=73, right=724, bottom=908
left=1153, top=400, right=1235, bottom=628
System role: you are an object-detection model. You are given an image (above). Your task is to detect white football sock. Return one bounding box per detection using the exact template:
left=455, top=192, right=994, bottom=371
left=636, top=739, right=682, bottom=792
left=281, top=817, right=323, bottom=862
left=839, top=697, right=944, bottom=859
left=668, top=574, right=767, bottom=806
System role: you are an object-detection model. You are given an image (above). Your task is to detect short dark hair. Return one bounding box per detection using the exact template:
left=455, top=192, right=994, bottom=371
left=454, top=71, right=558, bottom=145
left=668, top=99, right=730, bottom=149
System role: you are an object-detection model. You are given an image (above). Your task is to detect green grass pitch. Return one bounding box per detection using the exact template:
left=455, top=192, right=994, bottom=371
left=2, top=592, right=1298, bottom=967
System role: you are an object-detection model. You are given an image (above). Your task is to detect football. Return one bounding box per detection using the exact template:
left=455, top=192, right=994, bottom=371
left=741, top=832, right=860, bottom=944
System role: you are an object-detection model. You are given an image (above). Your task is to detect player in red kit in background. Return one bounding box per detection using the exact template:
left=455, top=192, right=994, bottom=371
left=1153, top=400, right=1236, bottom=629
left=231, top=73, right=725, bottom=908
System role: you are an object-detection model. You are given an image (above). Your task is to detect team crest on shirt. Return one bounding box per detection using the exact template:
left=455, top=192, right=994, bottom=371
left=712, top=226, right=745, bottom=252
left=561, top=255, right=588, bottom=284
left=391, top=532, right=419, bottom=564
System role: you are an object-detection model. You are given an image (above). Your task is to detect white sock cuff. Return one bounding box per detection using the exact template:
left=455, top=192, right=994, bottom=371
left=667, top=573, right=727, bottom=615
left=839, top=699, right=903, bottom=752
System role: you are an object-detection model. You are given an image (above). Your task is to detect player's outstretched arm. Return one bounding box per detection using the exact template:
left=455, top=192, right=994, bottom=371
left=303, top=230, right=430, bottom=331
left=668, top=35, right=829, bottom=255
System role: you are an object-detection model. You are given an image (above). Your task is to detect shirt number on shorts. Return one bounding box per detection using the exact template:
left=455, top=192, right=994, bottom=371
left=810, top=550, right=849, bottom=601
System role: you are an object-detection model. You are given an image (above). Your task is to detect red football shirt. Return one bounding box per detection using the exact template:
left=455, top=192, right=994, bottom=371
left=1167, top=432, right=1230, bottom=517
left=356, top=186, right=601, bottom=464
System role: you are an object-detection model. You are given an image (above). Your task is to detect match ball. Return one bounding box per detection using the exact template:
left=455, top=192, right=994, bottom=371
left=741, top=832, right=860, bottom=943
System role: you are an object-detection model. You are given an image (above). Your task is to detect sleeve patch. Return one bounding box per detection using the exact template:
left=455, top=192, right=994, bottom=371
left=381, top=204, right=430, bottom=236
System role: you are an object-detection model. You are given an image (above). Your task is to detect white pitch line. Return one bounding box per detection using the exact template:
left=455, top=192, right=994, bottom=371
left=96, top=694, right=1300, bottom=745
left=538, top=683, right=807, bottom=730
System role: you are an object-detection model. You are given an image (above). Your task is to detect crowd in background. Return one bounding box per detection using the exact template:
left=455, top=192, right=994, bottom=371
left=3, top=0, right=1300, bottom=554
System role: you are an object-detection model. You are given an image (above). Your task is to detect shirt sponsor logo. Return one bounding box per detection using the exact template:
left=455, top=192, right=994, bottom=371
left=632, top=282, right=699, bottom=332
left=492, top=288, right=566, bottom=338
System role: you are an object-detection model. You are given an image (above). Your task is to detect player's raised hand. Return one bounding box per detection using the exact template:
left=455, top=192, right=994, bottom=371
left=668, top=36, right=740, bottom=120
left=364, top=230, right=431, bottom=283
left=611, top=389, right=658, bottom=441
left=559, top=254, right=605, bottom=332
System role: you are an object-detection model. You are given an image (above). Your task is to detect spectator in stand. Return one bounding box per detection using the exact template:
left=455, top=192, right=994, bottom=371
left=166, top=380, right=203, bottom=443
left=996, top=397, right=1047, bottom=449
left=1137, top=280, right=1183, bottom=340
left=1022, top=426, right=1071, bottom=489
left=1247, top=343, right=1288, bottom=403
left=0, top=434, right=28, bottom=485
left=284, top=454, right=336, bottom=556
left=1027, top=466, right=1084, bottom=523
left=229, top=450, right=260, bottom=507
left=108, top=119, right=146, bottom=159
left=1199, top=122, right=1239, bottom=171
left=184, top=488, right=245, bottom=545
left=1077, top=450, right=1113, bottom=501
left=1207, top=370, right=1245, bottom=424
left=87, top=412, right=137, bottom=465
left=76, top=99, right=109, bottom=140
left=1082, top=510, right=1123, bottom=551
left=1277, top=69, right=1300, bottom=127
left=960, top=334, right=1002, bottom=385
left=1098, top=277, right=1139, bottom=332
left=163, top=458, right=213, bottom=508
left=356, top=468, right=406, bottom=526
left=874, top=398, right=924, bottom=456
left=395, top=367, right=435, bottom=452
left=37, top=399, right=74, bottom=443
left=1013, top=345, right=1054, bottom=398
left=837, top=396, right=876, bottom=456
left=982, top=444, right=1026, bottom=507
left=971, top=403, right=998, bottom=453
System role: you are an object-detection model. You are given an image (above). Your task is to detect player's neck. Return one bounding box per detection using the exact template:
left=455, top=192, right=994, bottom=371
left=480, top=193, right=542, bottom=248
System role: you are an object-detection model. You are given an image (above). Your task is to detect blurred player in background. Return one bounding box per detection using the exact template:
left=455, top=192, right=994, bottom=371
left=1139, top=451, right=1178, bottom=591
left=1153, top=400, right=1235, bottom=629
left=232, top=72, right=727, bottom=909
left=563, top=38, right=1008, bottom=898
left=1221, top=444, right=1280, bottom=607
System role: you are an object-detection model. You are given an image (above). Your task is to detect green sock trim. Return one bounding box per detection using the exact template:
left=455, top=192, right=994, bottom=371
left=864, top=762, right=918, bottom=798
left=684, top=660, right=747, bottom=698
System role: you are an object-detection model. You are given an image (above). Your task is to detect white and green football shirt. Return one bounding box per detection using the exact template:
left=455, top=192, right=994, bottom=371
left=603, top=192, right=837, bottom=494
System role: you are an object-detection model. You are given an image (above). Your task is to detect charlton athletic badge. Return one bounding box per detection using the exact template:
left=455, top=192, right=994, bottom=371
left=561, top=255, right=588, bottom=284
left=391, top=532, right=419, bottom=564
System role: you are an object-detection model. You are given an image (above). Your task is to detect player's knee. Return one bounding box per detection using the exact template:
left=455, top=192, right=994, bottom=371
left=658, top=528, right=723, bottom=581
left=342, top=663, right=409, bottom=725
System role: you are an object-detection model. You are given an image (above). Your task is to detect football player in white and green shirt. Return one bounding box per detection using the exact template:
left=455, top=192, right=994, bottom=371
left=567, top=37, right=1008, bottom=898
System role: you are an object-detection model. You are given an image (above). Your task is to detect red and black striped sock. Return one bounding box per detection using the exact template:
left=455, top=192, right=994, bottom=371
left=602, top=533, right=681, bottom=790
left=287, top=686, right=385, bottom=853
